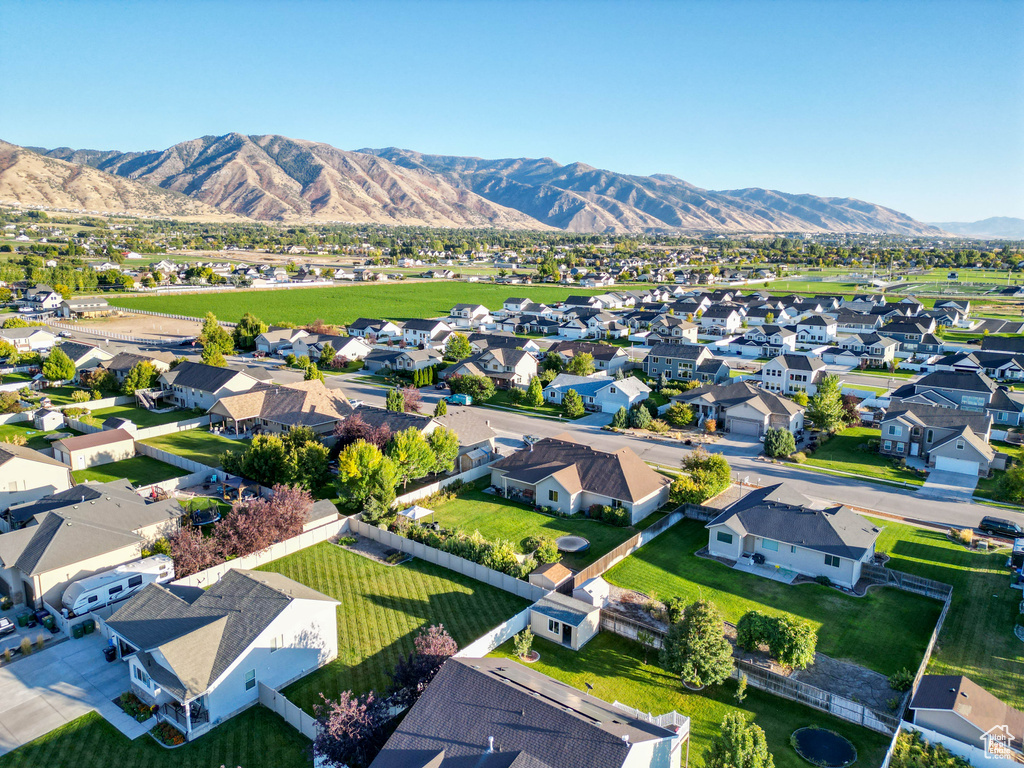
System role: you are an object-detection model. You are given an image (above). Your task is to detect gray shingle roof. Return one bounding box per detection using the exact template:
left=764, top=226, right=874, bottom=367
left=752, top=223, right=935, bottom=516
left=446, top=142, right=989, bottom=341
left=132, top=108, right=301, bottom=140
left=161, top=361, right=255, bottom=392
left=369, top=658, right=675, bottom=768
left=708, top=483, right=881, bottom=561
left=647, top=343, right=708, bottom=361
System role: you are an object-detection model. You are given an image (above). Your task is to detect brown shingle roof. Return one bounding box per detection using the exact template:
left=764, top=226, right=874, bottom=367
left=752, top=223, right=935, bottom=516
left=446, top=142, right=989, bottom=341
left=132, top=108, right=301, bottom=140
left=209, top=379, right=353, bottom=426
left=52, top=428, right=134, bottom=453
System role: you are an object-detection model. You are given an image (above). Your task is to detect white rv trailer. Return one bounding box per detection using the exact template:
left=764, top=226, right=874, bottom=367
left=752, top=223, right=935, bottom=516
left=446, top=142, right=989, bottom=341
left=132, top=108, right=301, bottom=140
left=61, top=555, right=174, bottom=615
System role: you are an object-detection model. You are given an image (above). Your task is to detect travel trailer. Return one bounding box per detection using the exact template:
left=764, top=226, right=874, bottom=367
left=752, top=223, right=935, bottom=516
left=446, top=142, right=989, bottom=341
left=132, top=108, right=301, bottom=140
left=61, top=555, right=174, bottom=615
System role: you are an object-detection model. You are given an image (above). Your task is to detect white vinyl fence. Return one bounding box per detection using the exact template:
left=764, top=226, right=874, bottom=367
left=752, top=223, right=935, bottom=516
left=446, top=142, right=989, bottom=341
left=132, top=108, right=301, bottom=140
left=456, top=606, right=532, bottom=658
left=130, top=416, right=212, bottom=441
left=134, top=441, right=220, bottom=473
left=172, top=518, right=349, bottom=589
left=392, top=462, right=494, bottom=506
left=134, top=469, right=216, bottom=498
left=258, top=682, right=318, bottom=741
left=348, top=518, right=547, bottom=602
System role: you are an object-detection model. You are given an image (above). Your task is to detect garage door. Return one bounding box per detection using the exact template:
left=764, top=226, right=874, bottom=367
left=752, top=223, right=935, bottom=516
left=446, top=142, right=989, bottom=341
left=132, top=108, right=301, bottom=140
left=729, top=418, right=762, bottom=436
left=933, top=456, right=979, bottom=475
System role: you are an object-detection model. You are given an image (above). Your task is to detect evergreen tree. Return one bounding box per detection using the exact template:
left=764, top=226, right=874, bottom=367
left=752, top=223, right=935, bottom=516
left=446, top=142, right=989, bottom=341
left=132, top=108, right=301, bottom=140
left=526, top=376, right=544, bottom=407
left=433, top=398, right=447, bottom=417
left=304, top=363, right=324, bottom=382
left=806, top=374, right=845, bottom=432
left=630, top=403, right=653, bottom=429
left=386, top=388, right=405, bottom=412
left=611, top=406, right=629, bottom=429
left=704, top=712, right=774, bottom=768
left=660, top=600, right=734, bottom=687
left=563, top=388, right=585, bottom=418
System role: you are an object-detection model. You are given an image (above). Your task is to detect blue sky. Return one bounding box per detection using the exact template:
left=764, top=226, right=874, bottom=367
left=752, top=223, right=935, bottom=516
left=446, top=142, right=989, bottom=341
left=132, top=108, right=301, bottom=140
left=1, top=0, right=1021, bottom=222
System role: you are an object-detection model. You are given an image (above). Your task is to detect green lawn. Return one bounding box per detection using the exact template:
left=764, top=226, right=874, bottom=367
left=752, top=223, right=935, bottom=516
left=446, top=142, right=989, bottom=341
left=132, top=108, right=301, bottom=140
left=88, top=404, right=192, bottom=428
left=851, top=368, right=917, bottom=380
left=482, top=389, right=578, bottom=420
left=801, top=426, right=925, bottom=486
left=604, top=519, right=942, bottom=676
left=429, top=488, right=647, bottom=569
left=0, top=707, right=311, bottom=768
left=141, top=428, right=251, bottom=467
left=72, top=455, right=188, bottom=486
left=257, top=542, right=530, bottom=713
left=489, top=633, right=892, bottom=768
left=0, top=423, right=81, bottom=451
left=108, top=283, right=609, bottom=325
left=974, top=440, right=1022, bottom=501
left=870, top=516, right=1024, bottom=709
left=840, top=383, right=889, bottom=396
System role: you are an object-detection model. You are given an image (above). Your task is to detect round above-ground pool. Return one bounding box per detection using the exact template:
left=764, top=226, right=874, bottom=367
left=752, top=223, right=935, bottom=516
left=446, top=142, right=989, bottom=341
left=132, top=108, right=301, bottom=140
left=792, top=727, right=857, bottom=767
left=556, top=535, right=590, bottom=553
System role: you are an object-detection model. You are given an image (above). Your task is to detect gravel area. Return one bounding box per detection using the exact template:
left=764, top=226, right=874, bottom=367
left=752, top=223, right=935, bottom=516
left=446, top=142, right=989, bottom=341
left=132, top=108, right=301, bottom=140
left=334, top=532, right=408, bottom=565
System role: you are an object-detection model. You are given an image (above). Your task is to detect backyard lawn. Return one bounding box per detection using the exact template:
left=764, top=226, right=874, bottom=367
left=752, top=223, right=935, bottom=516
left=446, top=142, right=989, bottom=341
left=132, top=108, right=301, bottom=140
left=801, top=426, right=925, bottom=487
left=0, top=423, right=80, bottom=451
left=257, top=541, right=529, bottom=713
left=428, top=487, right=649, bottom=569
left=490, top=633, right=893, bottom=768
left=72, top=455, right=187, bottom=486
left=141, top=429, right=251, bottom=467
left=88, top=404, right=192, bottom=428
left=0, top=707, right=311, bottom=768
left=604, top=519, right=942, bottom=676
left=869, top=516, right=1024, bottom=709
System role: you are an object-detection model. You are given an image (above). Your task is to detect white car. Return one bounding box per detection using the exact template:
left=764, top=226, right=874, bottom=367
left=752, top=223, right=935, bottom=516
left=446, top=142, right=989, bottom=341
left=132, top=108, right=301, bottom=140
left=349, top=399, right=364, bottom=408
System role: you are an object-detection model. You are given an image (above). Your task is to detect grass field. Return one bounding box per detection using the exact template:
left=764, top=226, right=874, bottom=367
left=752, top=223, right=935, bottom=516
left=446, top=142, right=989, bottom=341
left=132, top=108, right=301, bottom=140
left=72, top=455, right=187, bottom=486
left=869, top=516, right=1024, bottom=709
left=257, top=542, right=529, bottom=713
left=974, top=440, right=1022, bottom=500
left=107, top=283, right=608, bottom=325
left=0, top=707, right=311, bottom=768
left=141, top=429, right=251, bottom=467
left=0, top=423, right=81, bottom=451
left=87, top=405, right=192, bottom=428
left=604, top=519, right=942, bottom=676
left=801, top=426, right=925, bottom=487
left=428, top=487, right=648, bottom=569
left=481, top=389, right=580, bottom=420
left=489, top=633, right=892, bottom=768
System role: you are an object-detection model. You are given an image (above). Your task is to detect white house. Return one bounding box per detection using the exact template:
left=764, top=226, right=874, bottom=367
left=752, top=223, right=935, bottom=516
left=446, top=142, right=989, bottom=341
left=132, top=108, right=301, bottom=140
left=106, top=569, right=338, bottom=742
left=545, top=373, right=651, bottom=413
left=0, top=443, right=73, bottom=514
left=760, top=354, right=827, bottom=396
left=705, top=484, right=881, bottom=589
left=795, top=315, right=838, bottom=345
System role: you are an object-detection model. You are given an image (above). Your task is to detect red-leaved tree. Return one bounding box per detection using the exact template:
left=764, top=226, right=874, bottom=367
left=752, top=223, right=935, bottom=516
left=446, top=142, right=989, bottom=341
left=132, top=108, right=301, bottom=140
left=313, top=691, right=388, bottom=768
left=390, top=624, right=458, bottom=705
left=168, top=525, right=220, bottom=578
left=214, top=484, right=311, bottom=557
left=401, top=386, right=422, bottom=413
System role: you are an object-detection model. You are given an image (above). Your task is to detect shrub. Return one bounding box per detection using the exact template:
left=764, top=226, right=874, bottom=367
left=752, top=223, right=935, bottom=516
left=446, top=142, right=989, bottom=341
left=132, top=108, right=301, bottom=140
left=665, top=596, right=687, bottom=624
left=948, top=527, right=973, bottom=547
left=763, top=427, right=795, bottom=458
left=19, top=637, right=31, bottom=656
left=888, top=667, right=914, bottom=692
left=513, top=628, right=534, bottom=659
left=338, top=536, right=357, bottom=547
left=814, top=575, right=832, bottom=586
left=735, top=610, right=817, bottom=669
left=648, top=418, right=670, bottom=434
left=704, top=418, right=717, bottom=434
left=535, top=538, right=561, bottom=564
left=790, top=451, right=807, bottom=464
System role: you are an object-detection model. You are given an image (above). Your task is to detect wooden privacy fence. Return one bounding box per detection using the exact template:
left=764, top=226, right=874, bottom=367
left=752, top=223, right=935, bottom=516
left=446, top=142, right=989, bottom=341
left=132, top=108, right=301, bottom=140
left=861, top=563, right=954, bottom=602
left=258, top=682, right=318, bottom=741
left=571, top=509, right=685, bottom=590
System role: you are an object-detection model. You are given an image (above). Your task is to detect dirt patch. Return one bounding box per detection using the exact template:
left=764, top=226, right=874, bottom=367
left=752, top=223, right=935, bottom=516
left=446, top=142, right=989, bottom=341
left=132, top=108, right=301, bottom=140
left=335, top=532, right=408, bottom=565
left=71, top=312, right=204, bottom=342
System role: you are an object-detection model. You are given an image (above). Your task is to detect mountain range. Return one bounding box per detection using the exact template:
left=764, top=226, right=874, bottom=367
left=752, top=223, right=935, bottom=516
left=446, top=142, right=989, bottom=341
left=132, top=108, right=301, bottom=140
left=928, top=217, right=1024, bottom=240
left=0, top=133, right=951, bottom=235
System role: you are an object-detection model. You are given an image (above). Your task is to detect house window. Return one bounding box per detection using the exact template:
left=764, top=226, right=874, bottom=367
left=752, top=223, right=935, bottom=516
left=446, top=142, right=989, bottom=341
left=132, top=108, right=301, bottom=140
left=883, top=440, right=892, bottom=451
left=716, top=531, right=733, bottom=544
left=761, top=539, right=779, bottom=552
left=548, top=619, right=560, bottom=635
left=548, top=490, right=559, bottom=502
left=790, top=545, right=797, bottom=554
left=926, top=429, right=933, bottom=442
left=824, top=555, right=841, bottom=568
left=270, top=634, right=284, bottom=653
left=895, top=442, right=904, bottom=453
left=955, top=439, right=965, bottom=450
left=245, top=670, right=256, bottom=691
left=610, top=387, right=616, bottom=394
left=134, top=665, right=150, bottom=687
left=887, top=425, right=902, bottom=437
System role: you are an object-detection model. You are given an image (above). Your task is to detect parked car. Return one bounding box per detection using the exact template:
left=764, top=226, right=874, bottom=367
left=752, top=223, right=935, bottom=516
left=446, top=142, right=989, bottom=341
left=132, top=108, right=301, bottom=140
left=978, top=516, right=1024, bottom=538
left=58, top=331, right=72, bottom=338
left=445, top=393, right=473, bottom=405
left=0, top=617, right=14, bottom=638
left=348, top=399, right=364, bottom=408
left=435, top=382, right=448, bottom=390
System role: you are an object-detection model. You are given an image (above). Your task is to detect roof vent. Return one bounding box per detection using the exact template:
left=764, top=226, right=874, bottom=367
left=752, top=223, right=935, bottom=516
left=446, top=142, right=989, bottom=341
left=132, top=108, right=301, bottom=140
left=487, top=736, right=494, bottom=753
left=621, top=734, right=630, bottom=744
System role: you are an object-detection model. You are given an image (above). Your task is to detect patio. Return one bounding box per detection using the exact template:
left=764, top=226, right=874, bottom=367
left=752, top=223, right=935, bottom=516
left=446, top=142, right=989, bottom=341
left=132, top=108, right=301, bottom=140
left=732, top=555, right=798, bottom=584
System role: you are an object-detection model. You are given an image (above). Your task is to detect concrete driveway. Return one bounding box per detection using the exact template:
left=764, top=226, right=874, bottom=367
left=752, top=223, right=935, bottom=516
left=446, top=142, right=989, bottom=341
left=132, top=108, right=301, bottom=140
left=0, top=633, right=153, bottom=755
left=917, top=470, right=979, bottom=503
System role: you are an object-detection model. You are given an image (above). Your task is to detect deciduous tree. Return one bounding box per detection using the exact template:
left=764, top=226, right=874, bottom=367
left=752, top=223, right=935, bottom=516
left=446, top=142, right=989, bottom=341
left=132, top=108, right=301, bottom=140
left=566, top=352, right=595, bottom=376
left=387, top=427, right=436, bottom=488
left=659, top=600, right=734, bottom=687
left=121, top=361, right=157, bottom=394
left=42, top=347, right=76, bottom=382
left=443, top=332, right=472, bottom=361
left=313, top=691, right=388, bottom=768
left=428, top=426, right=459, bottom=474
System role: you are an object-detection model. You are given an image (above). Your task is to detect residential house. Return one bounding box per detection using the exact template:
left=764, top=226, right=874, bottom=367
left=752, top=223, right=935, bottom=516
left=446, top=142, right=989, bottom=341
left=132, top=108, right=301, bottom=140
left=643, top=343, right=730, bottom=384
left=0, top=325, right=58, bottom=352
left=55, top=341, right=114, bottom=377
left=648, top=315, right=699, bottom=344
left=60, top=297, right=111, bottom=318
left=0, top=480, right=183, bottom=607
left=489, top=435, right=671, bottom=524
left=369, top=657, right=686, bottom=768
left=834, top=311, right=884, bottom=335
left=795, top=315, right=838, bottom=345
left=548, top=341, right=630, bottom=374
left=878, top=403, right=999, bottom=476
left=744, top=305, right=796, bottom=326
left=254, top=328, right=309, bottom=355
left=890, top=370, right=1024, bottom=426
left=834, top=333, right=899, bottom=366
left=501, top=297, right=532, bottom=314
left=99, top=351, right=174, bottom=384
left=0, top=443, right=73, bottom=515
left=353, top=405, right=497, bottom=470
left=52, top=429, right=136, bottom=470
left=447, top=303, right=492, bottom=327
left=105, top=569, right=338, bottom=742
left=705, top=483, right=881, bottom=589
left=402, top=319, right=453, bottom=349
left=545, top=373, right=651, bottom=413
left=760, top=354, right=827, bottom=396
left=585, top=311, right=630, bottom=339
left=362, top=347, right=443, bottom=374
left=345, top=318, right=403, bottom=341
left=908, top=675, right=1024, bottom=761
left=443, top=348, right=538, bottom=388
left=880, top=319, right=943, bottom=356
left=698, top=305, right=743, bottom=334
left=159, top=362, right=263, bottom=411
left=937, top=351, right=1024, bottom=381
left=291, top=334, right=372, bottom=362
left=743, top=325, right=797, bottom=355
left=208, top=379, right=355, bottom=437
left=676, top=380, right=805, bottom=437
left=979, top=336, right=1024, bottom=355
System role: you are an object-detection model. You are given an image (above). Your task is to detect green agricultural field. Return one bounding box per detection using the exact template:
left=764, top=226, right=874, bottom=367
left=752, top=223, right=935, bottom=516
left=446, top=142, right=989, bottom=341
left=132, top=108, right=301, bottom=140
left=489, top=633, right=892, bottom=768
left=107, top=283, right=608, bottom=325
left=801, top=426, right=925, bottom=486
left=71, top=455, right=187, bottom=486
left=0, top=707, right=311, bottom=768
left=604, top=518, right=941, bottom=676
left=870, top=517, right=1024, bottom=709
left=257, top=542, right=529, bottom=713
left=141, top=429, right=250, bottom=467
left=428, top=487, right=650, bottom=569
